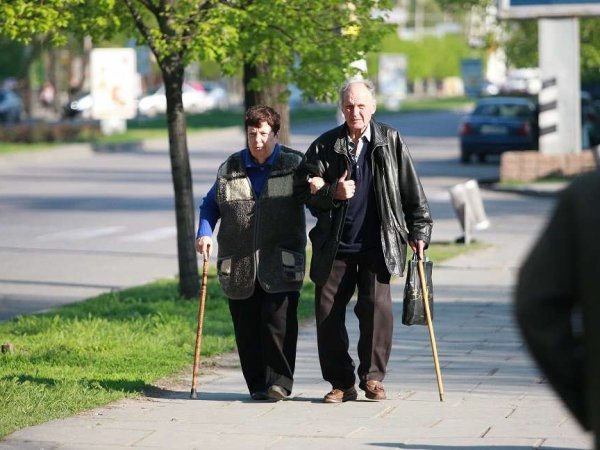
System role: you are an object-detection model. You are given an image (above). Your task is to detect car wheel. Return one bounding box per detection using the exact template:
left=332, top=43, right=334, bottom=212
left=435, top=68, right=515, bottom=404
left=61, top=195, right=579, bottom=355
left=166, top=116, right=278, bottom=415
left=460, top=150, right=471, bottom=164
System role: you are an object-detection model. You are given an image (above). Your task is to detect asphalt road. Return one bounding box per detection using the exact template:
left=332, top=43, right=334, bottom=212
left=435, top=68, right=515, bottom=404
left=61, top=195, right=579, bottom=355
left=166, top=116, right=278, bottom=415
left=0, top=109, right=554, bottom=321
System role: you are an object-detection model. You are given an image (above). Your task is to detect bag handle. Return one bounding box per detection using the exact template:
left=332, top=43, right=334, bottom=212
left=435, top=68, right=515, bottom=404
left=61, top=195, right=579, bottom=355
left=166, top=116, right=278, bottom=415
left=412, top=250, right=429, bottom=262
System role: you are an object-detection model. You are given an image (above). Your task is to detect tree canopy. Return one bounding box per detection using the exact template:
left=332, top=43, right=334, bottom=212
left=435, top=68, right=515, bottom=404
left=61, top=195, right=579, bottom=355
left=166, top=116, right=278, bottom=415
left=0, top=0, right=392, bottom=101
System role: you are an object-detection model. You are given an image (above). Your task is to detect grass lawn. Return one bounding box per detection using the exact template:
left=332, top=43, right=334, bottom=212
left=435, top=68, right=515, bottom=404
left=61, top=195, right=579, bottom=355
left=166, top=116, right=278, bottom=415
left=0, top=241, right=482, bottom=438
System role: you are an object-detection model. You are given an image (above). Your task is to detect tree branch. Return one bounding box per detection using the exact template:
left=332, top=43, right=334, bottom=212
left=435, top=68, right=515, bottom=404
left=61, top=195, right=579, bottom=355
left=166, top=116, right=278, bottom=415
left=123, top=0, right=161, bottom=60
left=219, top=0, right=255, bottom=9
left=134, top=0, right=160, bottom=15
left=181, top=0, right=216, bottom=42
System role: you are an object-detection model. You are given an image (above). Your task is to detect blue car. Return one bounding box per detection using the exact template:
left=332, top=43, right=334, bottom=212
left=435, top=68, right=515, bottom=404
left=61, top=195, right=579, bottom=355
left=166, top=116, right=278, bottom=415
left=459, top=96, right=539, bottom=163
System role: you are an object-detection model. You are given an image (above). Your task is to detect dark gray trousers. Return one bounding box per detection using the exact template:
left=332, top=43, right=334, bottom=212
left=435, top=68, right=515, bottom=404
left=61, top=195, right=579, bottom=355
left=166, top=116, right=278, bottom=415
left=315, top=250, right=392, bottom=389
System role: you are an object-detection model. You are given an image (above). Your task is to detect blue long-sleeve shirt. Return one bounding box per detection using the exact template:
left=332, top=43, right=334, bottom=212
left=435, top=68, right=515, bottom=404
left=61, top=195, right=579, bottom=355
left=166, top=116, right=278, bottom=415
left=196, top=144, right=280, bottom=238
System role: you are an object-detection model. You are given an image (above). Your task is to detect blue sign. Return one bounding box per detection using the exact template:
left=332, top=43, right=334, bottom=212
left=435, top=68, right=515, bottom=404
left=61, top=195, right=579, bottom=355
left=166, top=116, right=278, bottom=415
left=511, top=0, right=599, bottom=4
left=498, top=0, right=600, bottom=17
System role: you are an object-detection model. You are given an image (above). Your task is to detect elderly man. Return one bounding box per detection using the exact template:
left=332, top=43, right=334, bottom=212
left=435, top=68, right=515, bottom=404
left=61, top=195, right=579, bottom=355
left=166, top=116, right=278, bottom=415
left=196, top=105, right=306, bottom=401
left=294, top=78, right=432, bottom=403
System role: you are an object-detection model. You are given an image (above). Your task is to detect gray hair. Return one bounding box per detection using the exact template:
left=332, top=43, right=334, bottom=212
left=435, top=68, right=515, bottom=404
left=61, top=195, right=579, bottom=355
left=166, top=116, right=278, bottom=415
left=339, top=78, right=376, bottom=106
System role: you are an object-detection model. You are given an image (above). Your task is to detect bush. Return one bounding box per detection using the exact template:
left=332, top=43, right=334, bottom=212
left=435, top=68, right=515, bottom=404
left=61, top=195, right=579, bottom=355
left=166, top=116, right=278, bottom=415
left=0, top=120, right=100, bottom=144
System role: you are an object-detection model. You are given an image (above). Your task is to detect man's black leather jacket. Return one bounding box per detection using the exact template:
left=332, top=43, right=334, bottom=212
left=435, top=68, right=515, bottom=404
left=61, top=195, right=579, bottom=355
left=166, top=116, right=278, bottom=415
left=293, top=119, right=433, bottom=286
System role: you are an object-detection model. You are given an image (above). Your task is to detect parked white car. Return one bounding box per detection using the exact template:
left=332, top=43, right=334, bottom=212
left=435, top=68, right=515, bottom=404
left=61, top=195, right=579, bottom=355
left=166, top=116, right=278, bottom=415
left=501, top=68, right=542, bottom=96
left=138, top=81, right=213, bottom=117
left=202, top=81, right=229, bottom=109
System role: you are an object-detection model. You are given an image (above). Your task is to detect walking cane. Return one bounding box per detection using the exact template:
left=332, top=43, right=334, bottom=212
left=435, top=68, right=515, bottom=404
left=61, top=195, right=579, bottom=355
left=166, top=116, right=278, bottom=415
left=190, top=258, right=209, bottom=399
left=417, top=255, right=445, bottom=402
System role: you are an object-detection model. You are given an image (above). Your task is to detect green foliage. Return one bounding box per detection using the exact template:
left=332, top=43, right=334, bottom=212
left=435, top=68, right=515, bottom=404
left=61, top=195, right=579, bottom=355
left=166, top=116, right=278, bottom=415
left=212, top=0, right=394, bottom=102
left=502, top=20, right=538, bottom=69
left=0, top=0, right=396, bottom=123
left=370, top=30, right=481, bottom=81
left=0, top=38, right=28, bottom=80
left=503, top=18, right=600, bottom=84
left=0, top=0, right=125, bottom=45
left=434, top=0, right=493, bottom=12
left=580, top=18, right=600, bottom=84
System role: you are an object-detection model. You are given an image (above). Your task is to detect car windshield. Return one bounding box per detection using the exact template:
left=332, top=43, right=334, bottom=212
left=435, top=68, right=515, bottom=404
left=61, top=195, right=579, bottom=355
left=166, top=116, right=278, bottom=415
left=474, top=103, right=532, bottom=118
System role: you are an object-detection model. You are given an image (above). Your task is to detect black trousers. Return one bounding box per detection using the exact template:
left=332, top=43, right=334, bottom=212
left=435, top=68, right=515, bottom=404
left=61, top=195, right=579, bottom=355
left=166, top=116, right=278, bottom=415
left=228, top=283, right=299, bottom=395
left=315, top=250, right=392, bottom=389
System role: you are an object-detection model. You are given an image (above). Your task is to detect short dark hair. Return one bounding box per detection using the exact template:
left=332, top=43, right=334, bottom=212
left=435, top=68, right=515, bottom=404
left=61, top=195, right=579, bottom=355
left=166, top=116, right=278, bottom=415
left=245, top=105, right=281, bottom=135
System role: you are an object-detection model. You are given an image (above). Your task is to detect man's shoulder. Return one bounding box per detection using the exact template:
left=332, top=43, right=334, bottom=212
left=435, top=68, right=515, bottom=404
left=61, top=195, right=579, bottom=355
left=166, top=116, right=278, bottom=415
left=314, top=124, right=344, bottom=144
left=372, top=119, right=399, bottom=135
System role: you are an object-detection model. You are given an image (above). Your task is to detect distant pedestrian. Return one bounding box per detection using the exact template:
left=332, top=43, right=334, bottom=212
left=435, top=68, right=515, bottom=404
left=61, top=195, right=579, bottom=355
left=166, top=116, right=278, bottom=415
left=294, top=78, right=433, bottom=403
left=39, top=81, right=55, bottom=109
left=515, top=170, right=600, bottom=449
left=196, top=105, right=306, bottom=401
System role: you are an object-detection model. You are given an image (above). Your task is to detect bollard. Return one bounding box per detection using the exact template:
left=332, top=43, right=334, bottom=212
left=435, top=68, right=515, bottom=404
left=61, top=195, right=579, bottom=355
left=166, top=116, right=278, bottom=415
left=449, top=179, right=490, bottom=243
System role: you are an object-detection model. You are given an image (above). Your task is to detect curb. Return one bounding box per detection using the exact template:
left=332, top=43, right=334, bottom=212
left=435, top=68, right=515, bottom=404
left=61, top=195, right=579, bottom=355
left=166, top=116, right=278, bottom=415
left=91, top=140, right=144, bottom=153
left=479, top=178, right=566, bottom=197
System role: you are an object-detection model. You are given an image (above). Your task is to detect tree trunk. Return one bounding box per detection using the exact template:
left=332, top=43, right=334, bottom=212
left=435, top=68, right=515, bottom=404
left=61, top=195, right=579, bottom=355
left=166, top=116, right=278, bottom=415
left=243, top=63, right=290, bottom=145
left=162, top=64, right=200, bottom=299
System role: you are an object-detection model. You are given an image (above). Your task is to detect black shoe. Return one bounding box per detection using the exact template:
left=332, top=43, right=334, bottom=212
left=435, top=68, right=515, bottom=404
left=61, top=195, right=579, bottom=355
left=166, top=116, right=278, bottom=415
left=267, top=385, right=288, bottom=401
left=250, top=391, right=269, bottom=401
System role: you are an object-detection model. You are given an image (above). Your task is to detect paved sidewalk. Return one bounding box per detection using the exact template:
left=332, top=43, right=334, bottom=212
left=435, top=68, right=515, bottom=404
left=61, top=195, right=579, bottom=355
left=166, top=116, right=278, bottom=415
left=1, top=190, right=592, bottom=450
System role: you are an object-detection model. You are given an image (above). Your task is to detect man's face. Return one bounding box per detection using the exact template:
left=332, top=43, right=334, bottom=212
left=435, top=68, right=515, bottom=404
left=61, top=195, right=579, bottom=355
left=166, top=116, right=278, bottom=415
left=342, top=83, right=376, bottom=136
left=247, top=121, right=278, bottom=164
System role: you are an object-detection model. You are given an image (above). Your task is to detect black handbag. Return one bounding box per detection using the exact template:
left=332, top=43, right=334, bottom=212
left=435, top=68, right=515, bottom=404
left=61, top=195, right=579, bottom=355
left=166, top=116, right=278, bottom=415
left=402, top=253, right=434, bottom=326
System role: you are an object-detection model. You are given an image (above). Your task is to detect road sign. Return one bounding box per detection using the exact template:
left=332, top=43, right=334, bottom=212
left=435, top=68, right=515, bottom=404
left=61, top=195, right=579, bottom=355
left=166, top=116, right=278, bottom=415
left=498, top=0, right=600, bottom=18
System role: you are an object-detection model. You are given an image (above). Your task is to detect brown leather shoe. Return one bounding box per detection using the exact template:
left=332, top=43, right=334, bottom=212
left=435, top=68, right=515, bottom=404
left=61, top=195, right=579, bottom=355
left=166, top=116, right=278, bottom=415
left=323, top=386, right=358, bottom=403
left=359, top=380, right=386, bottom=400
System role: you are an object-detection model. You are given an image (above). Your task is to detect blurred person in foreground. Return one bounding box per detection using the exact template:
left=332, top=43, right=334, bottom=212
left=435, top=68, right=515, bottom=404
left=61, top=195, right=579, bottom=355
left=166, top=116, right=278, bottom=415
left=515, top=170, right=600, bottom=449
left=293, top=78, right=432, bottom=403
left=196, top=105, right=306, bottom=401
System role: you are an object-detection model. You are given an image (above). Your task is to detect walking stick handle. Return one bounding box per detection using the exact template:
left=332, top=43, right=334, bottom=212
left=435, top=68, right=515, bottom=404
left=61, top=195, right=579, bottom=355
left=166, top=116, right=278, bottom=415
left=417, top=258, right=445, bottom=402
left=191, top=258, right=209, bottom=399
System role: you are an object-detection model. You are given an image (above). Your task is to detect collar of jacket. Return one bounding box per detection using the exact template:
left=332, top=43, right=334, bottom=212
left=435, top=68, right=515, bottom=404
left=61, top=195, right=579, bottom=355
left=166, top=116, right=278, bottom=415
left=332, top=120, right=388, bottom=155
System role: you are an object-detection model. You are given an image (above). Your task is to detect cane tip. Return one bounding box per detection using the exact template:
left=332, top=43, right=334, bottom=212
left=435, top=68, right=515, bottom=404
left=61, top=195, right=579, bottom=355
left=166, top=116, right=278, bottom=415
left=190, top=388, right=197, bottom=399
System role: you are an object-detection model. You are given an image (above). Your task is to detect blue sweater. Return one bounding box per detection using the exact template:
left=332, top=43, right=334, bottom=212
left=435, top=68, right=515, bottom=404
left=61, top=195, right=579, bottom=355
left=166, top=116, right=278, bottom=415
left=338, top=139, right=381, bottom=254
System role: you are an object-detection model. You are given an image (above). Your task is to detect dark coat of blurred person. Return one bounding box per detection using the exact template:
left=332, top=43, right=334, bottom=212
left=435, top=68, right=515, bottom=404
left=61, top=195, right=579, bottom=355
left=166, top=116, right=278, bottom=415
left=515, top=170, right=600, bottom=449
